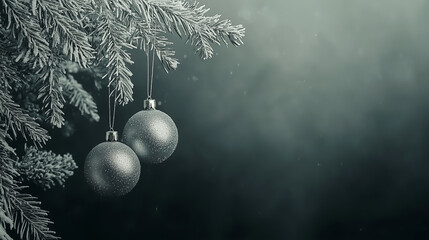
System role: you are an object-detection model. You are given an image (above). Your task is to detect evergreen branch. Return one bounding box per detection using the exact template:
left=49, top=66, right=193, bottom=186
left=0, top=149, right=15, bottom=240
left=93, top=11, right=135, bottom=105
left=0, top=149, right=58, bottom=240
left=0, top=128, right=14, bottom=154
left=0, top=88, right=50, bottom=146
left=188, top=31, right=213, bottom=60
left=151, top=33, right=179, bottom=72
left=15, top=146, right=77, bottom=190
left=0, top=46, right=21, bottom=88
left=11, top=191, right=58, bottom=240
left=0, top=149, right=17, bottom=220
left=134, top=0, right=245, bottom=60
left=59, top=75, right=100, bottom=122
left=57, top=0, right=91, bottom=23
left=36, top=62, right=65, bottom=128
left=1, top=0, right=51, bottom=68
left=98, top=0, right=133, bottom=12
left=130, top=14, right=179, bottom=72
left=185, top=3, right=245, bottom=47
left=31, top=0, right=94, bottom=67
left=0, top=207, right=13, bottom=240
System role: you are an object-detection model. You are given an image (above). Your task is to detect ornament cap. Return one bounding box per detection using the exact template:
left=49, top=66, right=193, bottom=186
left=106, top=131, right=119, bottom=142
left=144, top=99, right=156, bottom=110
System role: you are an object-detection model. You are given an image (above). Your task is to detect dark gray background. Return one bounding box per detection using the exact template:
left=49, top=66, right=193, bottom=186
left=37, top=0, right=429, bottom=239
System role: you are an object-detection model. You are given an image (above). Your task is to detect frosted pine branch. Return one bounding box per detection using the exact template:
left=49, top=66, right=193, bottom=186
left=0, top=208, right=13, bottom=240
left=93, top=10, right=135, bottom=105
left=37, top=62, right=66, bottom=128
left=11, top=191, right=58, bottom=240
left=0, top=128, right=14, bottom=154
left=0, top=48, right=50, bottom=145
left=0, top=89, right=50, bottom=145
left=134, top=0, right=245, bottom=60
left=1, top=0, right=51, bottom=68
left=129, top=14, right=179, bottom=72
left=0, top=149, right=58, bottom=240
left=16, top=146, right=78, bottom=190
left=31, top=0, right=94, bottom=67
left=60, top=74, right=100, bottom=122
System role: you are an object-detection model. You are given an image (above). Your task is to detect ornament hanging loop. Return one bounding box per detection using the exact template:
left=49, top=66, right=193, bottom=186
left=144, top=99, right=156, bottom=110
left=106, top=131, right=119, bottom=142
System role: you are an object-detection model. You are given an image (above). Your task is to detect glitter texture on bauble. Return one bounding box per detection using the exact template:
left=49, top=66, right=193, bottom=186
left=122, top=99, right=178, bottom=164
left=84, top=131, right=141, bottom=196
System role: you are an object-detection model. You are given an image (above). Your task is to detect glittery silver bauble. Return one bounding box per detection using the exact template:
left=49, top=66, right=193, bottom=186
left=123, top=100, right=178, bottom=164
left=84, top=131, right=141, bottom=196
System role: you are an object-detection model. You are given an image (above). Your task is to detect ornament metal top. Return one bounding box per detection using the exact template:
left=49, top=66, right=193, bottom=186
left=106, top=130, right=119, bottom=141
left=144, top=98, right=157, bottom=110
left=123, top=98, right=178, bottom=164
left=84, top=131, right=141, bottom=196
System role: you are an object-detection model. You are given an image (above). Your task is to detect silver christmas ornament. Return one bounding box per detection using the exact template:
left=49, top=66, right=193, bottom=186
left=123, top=99, right=178, bottom=164
left=84, top=131, right=141, bottom=196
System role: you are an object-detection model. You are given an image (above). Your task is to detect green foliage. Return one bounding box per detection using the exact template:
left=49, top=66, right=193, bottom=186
left=134, top=0, right=245, bottom=60
left=2, top=0, right=245, bottom=117
left=60, top=74, right=100, bottom=122
left=1, top=0, right=51, bottom=67
left=36, top=61, right=66, bottom=128
left=0, top=37, right=50, bottom=146
left=87, top=0, right=245, bottom=104
left=92, top=7, right=136, bottom=105
left=129, top=13, right=179, bottom=72
left=0, top=0, right=244, bottom=239
left=30, top=0, right=93, bottom=67
left=0, top=149, right=58, bottom=240
left=16, top=146, right=78, bottom=190
left=0, top=89, right=50, bottom=146
left=0, top=128, right=13, bottom=154
left=0, top=206, right=13, bottom=240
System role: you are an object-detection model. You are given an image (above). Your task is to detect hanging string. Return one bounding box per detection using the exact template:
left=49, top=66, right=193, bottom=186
left=149, top=40, right=155, bottom=98
left=146, top=12, right=156, bottom=99
left=108, top=84, right=112, bottom=129
left=108, top=81, right=118, bottom=131
left=146, top=46, right=150, bottom=98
